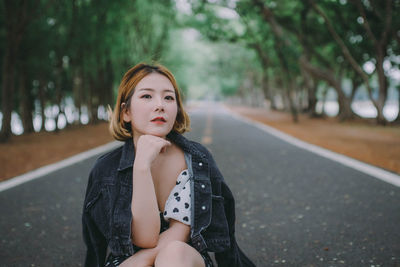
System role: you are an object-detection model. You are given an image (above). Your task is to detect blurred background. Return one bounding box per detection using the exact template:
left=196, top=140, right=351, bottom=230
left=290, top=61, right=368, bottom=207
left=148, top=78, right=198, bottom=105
left=1, top=2, right=400, bottom=266
left=0, top=0, right=399, bottom=140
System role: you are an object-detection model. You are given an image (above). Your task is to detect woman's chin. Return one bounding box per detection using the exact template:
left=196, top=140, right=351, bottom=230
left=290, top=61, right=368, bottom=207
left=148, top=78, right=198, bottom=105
left=151, top=133, right=165, bottom=138
left=134, top=125, right=174, bottom=138
left=147, top=130, right=170, bottom=138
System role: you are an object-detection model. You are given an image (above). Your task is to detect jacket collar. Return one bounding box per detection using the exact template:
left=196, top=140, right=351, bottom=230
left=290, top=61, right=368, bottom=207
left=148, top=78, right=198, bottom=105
left=118, top=138, right=135, bottom=171
left=118, top=131, right=206, bottom=171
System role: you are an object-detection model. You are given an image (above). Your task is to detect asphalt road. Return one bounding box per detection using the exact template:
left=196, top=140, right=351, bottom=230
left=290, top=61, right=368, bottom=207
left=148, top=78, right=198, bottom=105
left=1, top=103, right=399, bottom=267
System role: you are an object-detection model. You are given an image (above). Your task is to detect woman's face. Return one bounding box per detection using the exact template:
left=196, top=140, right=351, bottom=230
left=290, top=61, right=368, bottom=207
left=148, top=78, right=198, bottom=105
left=122, top=73, right=178, bottom=139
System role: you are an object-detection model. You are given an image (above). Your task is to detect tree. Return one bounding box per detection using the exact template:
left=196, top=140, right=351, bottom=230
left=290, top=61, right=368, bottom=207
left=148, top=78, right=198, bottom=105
left=309, top=0, right=395, bottom=124
left=0, top=0, right=178, bottom=140
left=1, top=0, right=37, bottom=141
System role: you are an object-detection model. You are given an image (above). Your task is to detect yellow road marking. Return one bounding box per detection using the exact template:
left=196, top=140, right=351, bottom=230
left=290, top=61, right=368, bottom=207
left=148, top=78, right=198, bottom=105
left=201, top=108, right=213, bottom=145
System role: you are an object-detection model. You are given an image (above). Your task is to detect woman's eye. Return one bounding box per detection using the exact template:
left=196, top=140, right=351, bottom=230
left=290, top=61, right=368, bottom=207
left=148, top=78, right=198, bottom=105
left=141, top=94, right=151, bottom=99
left=165, top=95, right=175, bottom=100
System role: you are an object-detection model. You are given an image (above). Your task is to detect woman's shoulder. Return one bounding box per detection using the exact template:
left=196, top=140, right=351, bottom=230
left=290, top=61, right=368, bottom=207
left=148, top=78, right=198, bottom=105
left=188, top=139, right=209, bottom=155
left=168, top=131, right=211, bottom=159
left=90, top=144, right=124, bottom=177
left=185, top=139, right=224, bottom=176
left=84, top=145, right=125, bottom=203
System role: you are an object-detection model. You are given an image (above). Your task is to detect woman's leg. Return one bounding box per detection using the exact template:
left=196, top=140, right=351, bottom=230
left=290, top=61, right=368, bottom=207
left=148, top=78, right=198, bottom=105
left=154, top=240, right=205, bottom=267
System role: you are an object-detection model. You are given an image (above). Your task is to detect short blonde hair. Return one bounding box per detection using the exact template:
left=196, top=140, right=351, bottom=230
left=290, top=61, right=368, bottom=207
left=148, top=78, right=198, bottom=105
left=109, top=63, right=190, bottom=141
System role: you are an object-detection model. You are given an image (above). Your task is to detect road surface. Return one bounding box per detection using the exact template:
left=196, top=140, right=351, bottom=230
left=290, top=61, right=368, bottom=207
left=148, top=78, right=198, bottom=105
left=1, top=103, right=399, bottom=266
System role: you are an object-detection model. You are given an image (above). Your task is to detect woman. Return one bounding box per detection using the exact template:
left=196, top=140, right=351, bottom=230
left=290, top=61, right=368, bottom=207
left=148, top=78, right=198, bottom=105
left=82, top=63, right=255, bottom=267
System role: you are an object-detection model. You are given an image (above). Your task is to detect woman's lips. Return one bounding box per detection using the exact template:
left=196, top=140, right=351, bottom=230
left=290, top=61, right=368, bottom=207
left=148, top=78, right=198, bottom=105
left=151, top=117, right=166, bottom=124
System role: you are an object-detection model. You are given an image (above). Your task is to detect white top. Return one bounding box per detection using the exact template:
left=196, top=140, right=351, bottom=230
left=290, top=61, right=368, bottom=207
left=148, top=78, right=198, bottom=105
left=163, top=169, right=191, bottom=226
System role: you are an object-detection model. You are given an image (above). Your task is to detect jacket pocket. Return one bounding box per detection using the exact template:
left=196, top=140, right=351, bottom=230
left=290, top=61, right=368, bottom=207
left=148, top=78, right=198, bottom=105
left=203, top=195, right=230, bottom=252
left=85, top=176, right=115, bottom=211
left=85, top=183, right=114, bottom=240
left=85, top=190, right=102, bottom=211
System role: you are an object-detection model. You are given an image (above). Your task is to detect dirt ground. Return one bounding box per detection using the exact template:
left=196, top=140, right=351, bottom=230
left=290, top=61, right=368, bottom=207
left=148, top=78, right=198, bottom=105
left=0, top=123, right=114, bottom=181
left=0, top=105, right=399, bottom=182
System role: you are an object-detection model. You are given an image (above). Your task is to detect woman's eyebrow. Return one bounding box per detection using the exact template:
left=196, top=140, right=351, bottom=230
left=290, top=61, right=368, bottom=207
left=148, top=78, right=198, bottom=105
left=137, top=88, right=175, bottom=93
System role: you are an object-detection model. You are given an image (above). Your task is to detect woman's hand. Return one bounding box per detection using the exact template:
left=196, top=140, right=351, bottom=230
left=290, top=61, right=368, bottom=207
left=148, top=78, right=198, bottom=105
left=134, top=135, right=171, bottom=170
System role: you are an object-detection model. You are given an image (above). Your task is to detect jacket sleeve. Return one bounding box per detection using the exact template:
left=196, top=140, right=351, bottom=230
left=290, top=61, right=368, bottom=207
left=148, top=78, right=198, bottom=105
left=82, top=170, right=107, bottom=267
left=215, top=181, right=256, bottom=267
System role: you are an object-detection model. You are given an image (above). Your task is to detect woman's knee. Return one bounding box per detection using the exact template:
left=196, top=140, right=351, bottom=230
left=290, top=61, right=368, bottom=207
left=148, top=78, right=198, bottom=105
left=157, top=240, right=187, bottom=260
left=165, top=240, right=187, bottom=252
left=155, top=240, right=204, bottom=267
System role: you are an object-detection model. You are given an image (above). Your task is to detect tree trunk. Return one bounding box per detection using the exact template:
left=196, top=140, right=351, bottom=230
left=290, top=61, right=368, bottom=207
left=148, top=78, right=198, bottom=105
left=53, top=57, right=65, bottom=133
left=0, top=44, right=16, bottom=142
left=104, top=56, right=114, bottom=108
left=252, top=42, right=277, bottom=110
left=72, top=68, right=82, bottom=125
left=88, top=74, right=99, bottom=124
left=320, top=85, right=328, bottom=116
left=299, top=56, right=358, bottom=120
left=350, top=75, right=361, bottom=102
left=279, top=62, right=298, bottom=121
left=286, top=82, right=298, bottom=123
left=375, top=50, right=388, bottom=125
left=261, top=70, right=277, bottom=110
left=307, top=83, right=318, bottom=117
left=38, top=78, right=46, bottom=132
left=19, top=65, right=34, bottom=133
left=337, top=90, right=354, bottom=121
left=300, top=65, right=318, bottom=117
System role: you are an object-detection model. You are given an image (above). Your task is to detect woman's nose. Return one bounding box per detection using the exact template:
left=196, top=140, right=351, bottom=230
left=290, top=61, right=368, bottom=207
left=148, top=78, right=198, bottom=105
left=154, top=97, right=165, bottom=111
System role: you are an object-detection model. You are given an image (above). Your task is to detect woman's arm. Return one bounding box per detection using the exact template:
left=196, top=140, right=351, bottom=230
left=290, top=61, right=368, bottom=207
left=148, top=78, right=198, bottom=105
left=131, top=165, right=160, bottom=248
left=121, top=219, right=190, bottom=267
left=130, top=135, right=171, bottom=248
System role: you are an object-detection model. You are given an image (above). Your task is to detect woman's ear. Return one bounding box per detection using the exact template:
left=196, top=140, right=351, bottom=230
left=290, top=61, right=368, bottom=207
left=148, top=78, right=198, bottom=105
left=121, top=102, right=131, bottom=123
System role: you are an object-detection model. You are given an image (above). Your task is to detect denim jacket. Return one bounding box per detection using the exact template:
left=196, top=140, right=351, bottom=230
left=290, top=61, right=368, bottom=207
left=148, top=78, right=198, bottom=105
left=82, top=131, right=255, bottom=267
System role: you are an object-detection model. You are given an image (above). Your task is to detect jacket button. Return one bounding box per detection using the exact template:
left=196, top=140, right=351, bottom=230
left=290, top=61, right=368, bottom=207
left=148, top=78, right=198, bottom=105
left=198, top=162, right=203, bottom=167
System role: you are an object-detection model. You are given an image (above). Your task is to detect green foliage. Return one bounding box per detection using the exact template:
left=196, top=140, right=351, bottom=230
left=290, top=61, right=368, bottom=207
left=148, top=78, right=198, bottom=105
left=1, top=0, right=399, bottom=135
